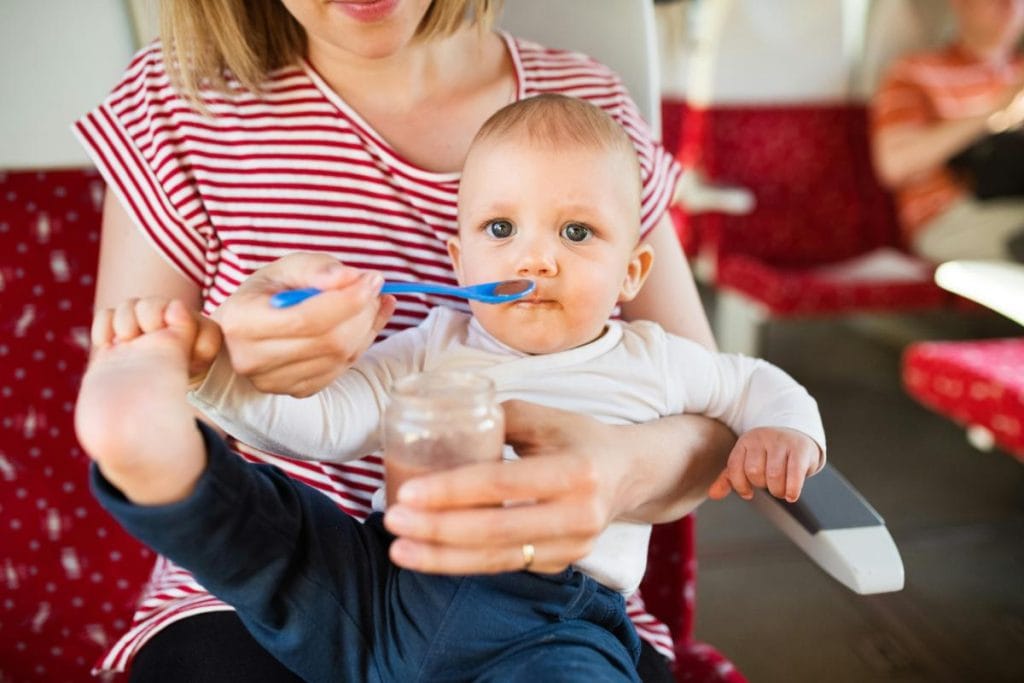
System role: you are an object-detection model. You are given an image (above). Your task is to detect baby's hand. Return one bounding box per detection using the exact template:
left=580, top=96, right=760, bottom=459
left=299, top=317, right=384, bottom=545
left=90, top=297, right=222, bottom=384
left=707, top=427, right=821, bottom=503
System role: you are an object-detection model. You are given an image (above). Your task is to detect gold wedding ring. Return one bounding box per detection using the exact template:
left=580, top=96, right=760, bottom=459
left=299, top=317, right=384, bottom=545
left=521, top=543, right=536, bottom=570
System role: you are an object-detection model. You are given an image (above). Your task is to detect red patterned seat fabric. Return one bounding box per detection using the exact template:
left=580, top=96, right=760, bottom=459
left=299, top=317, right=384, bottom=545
left=903, top=339, right=1024, bottom=462
left=681, top=104, right=950, bottom=316
left=0, top=169, right=154, bottom=682
left=0, top=168, right=745, bottom=683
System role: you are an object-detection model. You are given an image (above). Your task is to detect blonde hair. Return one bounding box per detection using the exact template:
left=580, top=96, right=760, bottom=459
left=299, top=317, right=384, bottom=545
left=160, top=0, right=502, bottom=103
left=472, top=94, right=642, bottom=196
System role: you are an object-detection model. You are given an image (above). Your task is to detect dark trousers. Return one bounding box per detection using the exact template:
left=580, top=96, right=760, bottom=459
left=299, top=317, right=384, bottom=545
left=128, top=613, right=675, bottom=682
left=94, top=423, right=642, bottom=682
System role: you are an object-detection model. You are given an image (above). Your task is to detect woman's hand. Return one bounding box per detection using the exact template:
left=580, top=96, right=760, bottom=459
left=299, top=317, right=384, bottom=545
left=382, top=400, right=733, bottom=575
left=988, top=82, right=1024, bottom=133
left=212, top=253, right=396, bottom=397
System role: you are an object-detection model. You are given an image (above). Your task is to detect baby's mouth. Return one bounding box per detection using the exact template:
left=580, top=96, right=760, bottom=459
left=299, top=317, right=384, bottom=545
left=513, top=295, right=557, bottom=307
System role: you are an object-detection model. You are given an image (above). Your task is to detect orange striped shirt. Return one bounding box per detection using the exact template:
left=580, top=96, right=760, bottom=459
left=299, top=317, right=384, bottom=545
left=870, top=44, right=1024, bottom=238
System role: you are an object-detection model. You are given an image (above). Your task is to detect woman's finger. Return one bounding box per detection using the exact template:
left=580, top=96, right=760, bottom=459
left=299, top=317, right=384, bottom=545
left=223, top=278, right=379, bottom=341
left=388, top=535, right=591, bottom=575
left=268, top=271, right=383, bottom=338
left=245, top=354, right=351, bottom=397
left=216, top=265, right=378, bottom=341
left=393, top=454, right=598, bottom=510
left=251, top=252, right=361, bottom=293
left=384, top=496, right=604, bottom=549
left=224, top=298, right=381, bottom=383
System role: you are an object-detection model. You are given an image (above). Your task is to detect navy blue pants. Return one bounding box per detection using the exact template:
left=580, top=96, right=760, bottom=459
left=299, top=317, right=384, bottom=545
left=92, top=423, right=641, bottom=682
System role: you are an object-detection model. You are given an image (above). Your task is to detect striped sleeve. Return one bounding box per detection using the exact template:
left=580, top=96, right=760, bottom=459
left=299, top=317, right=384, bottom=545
left=612, top=83, right=682, bottom=239
left=72, top=44, right=210, bottom=287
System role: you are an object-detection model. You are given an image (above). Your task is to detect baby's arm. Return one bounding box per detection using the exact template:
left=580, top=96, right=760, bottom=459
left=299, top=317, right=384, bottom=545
left=189, top=324, right=427, bottom=462
left=662, top=332, right=825, bottom=503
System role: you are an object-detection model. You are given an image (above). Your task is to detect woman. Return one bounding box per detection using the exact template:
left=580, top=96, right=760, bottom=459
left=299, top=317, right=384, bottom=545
left=75, top=1, right=733, bottom=680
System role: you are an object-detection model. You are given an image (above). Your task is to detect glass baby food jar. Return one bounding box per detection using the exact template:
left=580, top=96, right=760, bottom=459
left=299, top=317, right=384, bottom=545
left=382, top=371, right=504, bottom=507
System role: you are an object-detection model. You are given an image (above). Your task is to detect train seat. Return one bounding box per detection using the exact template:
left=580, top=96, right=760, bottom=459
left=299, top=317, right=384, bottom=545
left=0, top=168, right=155, bottom=681
left=677, top=0, right=954, bottom=355
left=903, top=261, right=1024, bottom=463
left=904, top=338, right=1024, bottom=462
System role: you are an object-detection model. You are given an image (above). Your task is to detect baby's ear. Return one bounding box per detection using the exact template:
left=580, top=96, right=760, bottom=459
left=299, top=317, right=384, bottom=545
left=618, top=243, right=654, bottom=303
left=446, top=236, right=465, bottom=282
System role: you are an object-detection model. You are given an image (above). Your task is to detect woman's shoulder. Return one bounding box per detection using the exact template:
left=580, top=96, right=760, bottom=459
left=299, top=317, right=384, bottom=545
left=106, top=41, right=171, bottom=98
left=105, top=40, right=308, bottom=117
left=884, top=43, right=986, bottom=83
left=509, top=35, right=626, bottom=95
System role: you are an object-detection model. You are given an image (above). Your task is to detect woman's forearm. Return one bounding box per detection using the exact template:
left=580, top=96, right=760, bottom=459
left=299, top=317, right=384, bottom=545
left=872, top=116, right=989, bottom=189
left=613, top=413, right=736, bottom=524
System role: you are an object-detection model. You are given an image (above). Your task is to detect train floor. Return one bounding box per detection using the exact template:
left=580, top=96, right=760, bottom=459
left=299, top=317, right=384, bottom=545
left=693, top=300, right=1024, bottom=683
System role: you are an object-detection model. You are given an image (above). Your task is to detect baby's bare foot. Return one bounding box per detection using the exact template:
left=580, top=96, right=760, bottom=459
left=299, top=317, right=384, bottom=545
left=76, top=305, right=206, bottom=504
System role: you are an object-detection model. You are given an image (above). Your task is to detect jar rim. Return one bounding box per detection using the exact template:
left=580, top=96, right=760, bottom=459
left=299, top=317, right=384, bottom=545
left=390, top=371, right=495, bottom=402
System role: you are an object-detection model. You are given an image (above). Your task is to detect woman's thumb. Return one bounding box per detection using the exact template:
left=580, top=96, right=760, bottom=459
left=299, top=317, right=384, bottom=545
left=310, top=260, right=365, bottom=290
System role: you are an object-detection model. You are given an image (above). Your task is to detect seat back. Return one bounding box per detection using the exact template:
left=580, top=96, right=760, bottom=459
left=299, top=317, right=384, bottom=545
left=851, top=0, right=955, bottom=104
left=0, top=169, right=155, bottom=681
left=498, top=0, right=661, bottom=135
left=681, top=0, right=909, bottom=269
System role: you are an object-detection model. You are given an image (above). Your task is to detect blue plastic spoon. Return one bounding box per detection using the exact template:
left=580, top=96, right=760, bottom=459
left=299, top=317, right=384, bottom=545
left=270, top=278, right=536, bottom=308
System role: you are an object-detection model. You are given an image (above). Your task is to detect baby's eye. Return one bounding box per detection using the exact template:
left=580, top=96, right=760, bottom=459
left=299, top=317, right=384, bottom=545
left=560, top=222, right=592, bottom=243
left=484, top=220, right=515, bottom=239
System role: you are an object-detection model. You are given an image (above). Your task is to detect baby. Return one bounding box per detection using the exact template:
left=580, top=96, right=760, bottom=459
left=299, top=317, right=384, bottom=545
left=77, top=95, right=825, bottom=683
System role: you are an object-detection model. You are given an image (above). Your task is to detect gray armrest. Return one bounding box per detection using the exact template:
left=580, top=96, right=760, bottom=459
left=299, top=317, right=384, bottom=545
left=751, top=465, right=905, bottom=595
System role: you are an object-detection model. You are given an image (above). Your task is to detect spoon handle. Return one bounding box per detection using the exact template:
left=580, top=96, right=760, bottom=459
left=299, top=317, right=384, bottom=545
left=270, top=282, right=459, bottom=308
left=270, top=287, right=322, bottom=308
left=379, top=281, right=456, bottom=296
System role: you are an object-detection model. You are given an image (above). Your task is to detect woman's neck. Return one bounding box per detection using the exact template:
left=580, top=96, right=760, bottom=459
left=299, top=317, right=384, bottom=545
left=302, top=26, right=513, bottom=172
left=956, top=33, right=1021, bottom=65
left=307, top=26, right=491, bottom=112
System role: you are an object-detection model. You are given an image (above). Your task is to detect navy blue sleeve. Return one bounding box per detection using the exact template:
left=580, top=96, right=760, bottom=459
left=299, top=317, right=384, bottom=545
left=90, top=421, right=391, bottom=681
left=89, top=422, right=320, bottom=606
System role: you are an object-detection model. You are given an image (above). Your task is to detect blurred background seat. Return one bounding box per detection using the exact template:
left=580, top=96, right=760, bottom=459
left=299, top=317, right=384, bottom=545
left=903, top=261, right=1024, bottom=463
left=678, top=0, right=956, bottom=356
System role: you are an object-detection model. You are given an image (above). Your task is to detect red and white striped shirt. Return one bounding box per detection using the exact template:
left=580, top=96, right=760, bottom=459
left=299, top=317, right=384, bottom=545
left=75, top=33, right=681, bottom=673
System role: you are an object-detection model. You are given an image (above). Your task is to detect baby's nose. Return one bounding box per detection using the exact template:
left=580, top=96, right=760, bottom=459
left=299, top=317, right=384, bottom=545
left=515, top=244, right=557, bottom=276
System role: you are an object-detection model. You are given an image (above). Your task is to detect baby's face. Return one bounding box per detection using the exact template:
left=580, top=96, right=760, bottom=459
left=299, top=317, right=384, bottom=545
left=449, top=138, right=650, bottom=354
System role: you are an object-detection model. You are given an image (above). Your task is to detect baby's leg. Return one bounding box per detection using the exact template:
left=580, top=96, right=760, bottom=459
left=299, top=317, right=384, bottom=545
left=76, top=299, right=206, bottom=505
